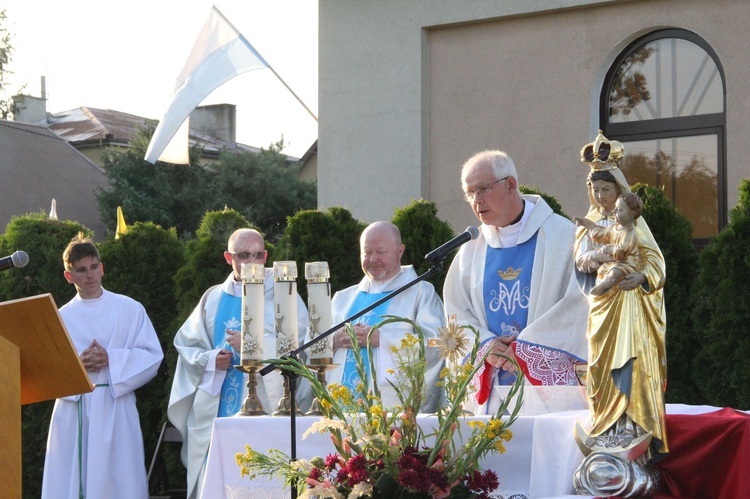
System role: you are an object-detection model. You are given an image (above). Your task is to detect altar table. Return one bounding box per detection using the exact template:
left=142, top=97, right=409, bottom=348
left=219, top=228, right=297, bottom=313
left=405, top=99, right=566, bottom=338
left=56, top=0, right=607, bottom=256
left=200, top=404, right=743, bottom=499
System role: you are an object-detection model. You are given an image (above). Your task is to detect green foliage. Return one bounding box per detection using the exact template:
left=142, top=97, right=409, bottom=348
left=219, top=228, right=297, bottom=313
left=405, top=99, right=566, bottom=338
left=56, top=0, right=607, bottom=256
left=275, top=208, right=366, bottom=301
left=0, top=8, right=24, bottom=119
left=520, top=185, right=569, bottom=219
left=98, top=129, right=216, bottom=239
left=0, top=214, right=89, bottom=305
left=98, top=222, right=186, bottom=494
left=212, top=141, right=317, bottom=243
left=173, top=209, right=253, bottom=322
left=391, top=199, right=455, bottom=293
left=98, top=133, right=316, bottom=244
left=631, top=184, right=700, bottom=404
left=0, top=214, right=90, bottom=498
left=691, top=180, right=750, bottom=409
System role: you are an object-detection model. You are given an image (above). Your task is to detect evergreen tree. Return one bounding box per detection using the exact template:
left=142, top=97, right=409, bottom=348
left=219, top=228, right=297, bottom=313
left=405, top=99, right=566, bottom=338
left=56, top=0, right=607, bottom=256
left=520, top=185, right=569, bottom=219
left=275, top=207, right=365, bottom=302
left=631, top=184, right=700, bottom=404
left=97, top=129, right=216, bottom=239
left=173, top=209, right=253, bottom=322
left=0, top=9, right=23, bottom=119
left=213, top=140, right=317, bottom=243
left=98, top=222, right=185, bottom=494
left=692, top=180, right=750, bottom=409
left=391, top=199, right=455, bottom=293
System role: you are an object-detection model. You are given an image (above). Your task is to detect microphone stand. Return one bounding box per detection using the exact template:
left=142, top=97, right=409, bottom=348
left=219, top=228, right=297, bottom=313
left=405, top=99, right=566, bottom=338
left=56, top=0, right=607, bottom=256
left=260, top=259, right=446, bottom=499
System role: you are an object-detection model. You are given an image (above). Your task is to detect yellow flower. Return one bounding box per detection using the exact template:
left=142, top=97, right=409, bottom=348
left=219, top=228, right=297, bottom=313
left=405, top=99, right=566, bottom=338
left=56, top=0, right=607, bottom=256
left=487, top=419, right=503, bottom=432
left=400, top=333, right=419, bottom=348
left=370, top=405, right=384, bottom=418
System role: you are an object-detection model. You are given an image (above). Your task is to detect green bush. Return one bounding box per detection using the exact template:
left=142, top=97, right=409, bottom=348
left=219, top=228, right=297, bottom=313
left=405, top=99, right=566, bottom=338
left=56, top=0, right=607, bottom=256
left=631, top=184, right=700, bottom=404
left=275, top=208, right=366, bottom=302
left=0, top=214, right=91, bottom=499
left=391, top=199, right=455, bottom=293
left=692, top=180, right=750, bottom=409
left=520, top=185, right=569, bottom=219
left=98, top=222, right=186, bottom=494
left=173, top=209, right=253, bottom=323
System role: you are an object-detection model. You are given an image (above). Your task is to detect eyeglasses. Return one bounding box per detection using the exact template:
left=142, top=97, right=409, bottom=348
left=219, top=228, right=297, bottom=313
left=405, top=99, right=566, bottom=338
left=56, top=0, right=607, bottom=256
left=229, top=251, right=265, bottom=261
left=462, top=177, right=509, bottom=202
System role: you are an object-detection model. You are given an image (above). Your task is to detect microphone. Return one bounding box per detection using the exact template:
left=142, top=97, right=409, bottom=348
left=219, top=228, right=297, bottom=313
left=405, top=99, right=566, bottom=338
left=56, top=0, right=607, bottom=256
left=0, top=250, right=30, bottom=272
left=425, top=226, right=480, bottom=263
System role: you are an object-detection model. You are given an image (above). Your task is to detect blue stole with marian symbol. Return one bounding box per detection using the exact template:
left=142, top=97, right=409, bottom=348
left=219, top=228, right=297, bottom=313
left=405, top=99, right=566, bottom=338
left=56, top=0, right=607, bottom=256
left=213, top=292, right=244, bottom=417
left=483, top=233, right=538, bottom=385
left=340, top=291, right=391, bottom=395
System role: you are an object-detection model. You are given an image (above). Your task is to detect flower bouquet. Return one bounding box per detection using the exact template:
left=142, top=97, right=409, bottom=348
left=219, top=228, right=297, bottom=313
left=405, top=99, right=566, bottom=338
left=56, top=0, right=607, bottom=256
left=236, top=316, right=523, bottom=499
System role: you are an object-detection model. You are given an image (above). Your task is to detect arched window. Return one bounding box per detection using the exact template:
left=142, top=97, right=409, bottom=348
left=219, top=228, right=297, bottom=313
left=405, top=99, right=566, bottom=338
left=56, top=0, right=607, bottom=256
left=601, top=29, right=726, bottom=242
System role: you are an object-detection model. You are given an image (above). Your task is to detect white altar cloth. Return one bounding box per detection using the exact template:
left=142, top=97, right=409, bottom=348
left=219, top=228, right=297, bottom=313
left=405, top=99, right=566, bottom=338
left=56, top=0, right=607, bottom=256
left=200, top=403, right=719, bottom=499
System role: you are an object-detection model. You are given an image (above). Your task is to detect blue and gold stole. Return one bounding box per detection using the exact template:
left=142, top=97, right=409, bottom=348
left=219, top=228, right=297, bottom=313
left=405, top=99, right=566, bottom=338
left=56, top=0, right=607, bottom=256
left=483, top=233, right=538, bottom=384
left=213, top=292, right=244, bottom=417
left=340, top=291, right=391, bottom=396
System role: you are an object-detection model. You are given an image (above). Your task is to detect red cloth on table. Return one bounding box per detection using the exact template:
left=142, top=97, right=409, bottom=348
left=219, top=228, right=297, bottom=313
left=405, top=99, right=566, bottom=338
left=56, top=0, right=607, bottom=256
left=656, top=407, right=750, bottom=499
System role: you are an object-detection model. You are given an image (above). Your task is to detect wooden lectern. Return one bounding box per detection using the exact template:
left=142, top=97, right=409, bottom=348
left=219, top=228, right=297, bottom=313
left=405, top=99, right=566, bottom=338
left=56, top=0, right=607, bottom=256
left=0, top=294, right=93, bottom=498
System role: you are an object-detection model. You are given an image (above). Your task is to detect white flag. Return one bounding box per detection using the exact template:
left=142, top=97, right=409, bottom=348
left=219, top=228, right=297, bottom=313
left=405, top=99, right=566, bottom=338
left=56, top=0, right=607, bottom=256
left=145, top=6, right=270, bottom=164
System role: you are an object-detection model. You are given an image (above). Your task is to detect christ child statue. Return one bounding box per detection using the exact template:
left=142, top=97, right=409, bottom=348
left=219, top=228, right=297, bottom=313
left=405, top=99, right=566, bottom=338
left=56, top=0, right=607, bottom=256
left=574, top=192, right=643, bottom=296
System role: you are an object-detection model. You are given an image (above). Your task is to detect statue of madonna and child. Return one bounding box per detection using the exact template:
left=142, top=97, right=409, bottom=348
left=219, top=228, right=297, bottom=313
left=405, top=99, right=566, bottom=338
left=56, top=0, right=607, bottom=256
left=571, top=131, right=669, bottom=497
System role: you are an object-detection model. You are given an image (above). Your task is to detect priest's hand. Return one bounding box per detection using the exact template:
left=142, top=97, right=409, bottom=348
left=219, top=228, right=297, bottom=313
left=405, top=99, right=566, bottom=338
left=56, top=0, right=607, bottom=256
left=486, top=335, right=518, bottom=372
left=216, top=349, right=234, bottom=370
left=81, top=339, right=109, bottom=372
left=333, top=324, right=380, bottom=350
left=225, top=329, right=241, bottom=352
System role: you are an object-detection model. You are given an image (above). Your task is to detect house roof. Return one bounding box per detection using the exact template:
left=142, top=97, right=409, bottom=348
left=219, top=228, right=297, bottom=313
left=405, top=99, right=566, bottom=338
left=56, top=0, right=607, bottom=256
left=43, top=106, right=154, bottom=146
left=0, top=120, right=109, bottom=239
left=42, top=106, right=266, bottom=158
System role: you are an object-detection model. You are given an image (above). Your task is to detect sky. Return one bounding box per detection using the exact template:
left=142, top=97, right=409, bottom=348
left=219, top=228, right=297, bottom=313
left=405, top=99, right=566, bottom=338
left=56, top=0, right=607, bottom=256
left=1, top=0, right=318, bottom=158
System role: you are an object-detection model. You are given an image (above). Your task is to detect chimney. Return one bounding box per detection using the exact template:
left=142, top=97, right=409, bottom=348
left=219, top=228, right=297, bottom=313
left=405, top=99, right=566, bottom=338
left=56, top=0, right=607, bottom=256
left=190, top=104, right=237, bottom=147
left=12, top=77, right=49, bottom=124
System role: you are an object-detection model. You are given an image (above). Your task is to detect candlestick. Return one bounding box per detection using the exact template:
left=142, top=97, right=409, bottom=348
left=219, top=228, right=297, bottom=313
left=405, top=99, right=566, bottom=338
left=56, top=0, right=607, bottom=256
left=305, top=262, right=333, bottom=361
left=240, top=263, right=266, bottom=363
left=273, top=261, right=298, bottom=357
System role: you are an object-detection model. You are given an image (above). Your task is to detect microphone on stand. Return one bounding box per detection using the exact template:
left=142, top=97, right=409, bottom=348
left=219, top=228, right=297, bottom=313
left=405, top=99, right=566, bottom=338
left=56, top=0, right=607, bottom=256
left=424, top=226, right=479, bottom=263
left=0, top=250, right=29, bottom=272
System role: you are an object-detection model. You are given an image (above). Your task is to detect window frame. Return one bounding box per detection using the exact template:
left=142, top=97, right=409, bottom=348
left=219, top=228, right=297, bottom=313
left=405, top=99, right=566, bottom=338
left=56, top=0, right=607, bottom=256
left=600, top=28, right=727, bottom=241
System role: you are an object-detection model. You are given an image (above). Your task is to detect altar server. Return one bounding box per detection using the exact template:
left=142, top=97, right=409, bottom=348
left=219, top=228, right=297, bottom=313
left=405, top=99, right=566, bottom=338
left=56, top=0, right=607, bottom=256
left=42, top=234, right=163, bottom=498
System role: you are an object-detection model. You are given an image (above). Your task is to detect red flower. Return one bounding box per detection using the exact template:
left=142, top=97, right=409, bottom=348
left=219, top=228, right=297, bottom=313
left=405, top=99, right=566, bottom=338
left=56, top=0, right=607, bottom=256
left=308, top=467, right=323, bottom=481
left=325, top=453, right=339, bottom=470
left=467, top=469, right=499, bottom=498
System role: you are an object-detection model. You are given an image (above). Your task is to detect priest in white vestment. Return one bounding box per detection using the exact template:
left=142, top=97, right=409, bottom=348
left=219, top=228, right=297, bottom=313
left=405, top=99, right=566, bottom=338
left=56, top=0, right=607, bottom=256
left=324, top=221, right=445, bottom=412
left=42, top=235, right=163, bottom=499
left=444, top=150, right=589, bottom=415
left=168, top=228, right=309, bottom=498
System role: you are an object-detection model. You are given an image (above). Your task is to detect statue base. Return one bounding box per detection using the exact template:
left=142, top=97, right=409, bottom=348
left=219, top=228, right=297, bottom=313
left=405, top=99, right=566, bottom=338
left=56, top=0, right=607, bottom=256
left=573, top=451, right=657, bottom=497
left=573, top=422, right=657, bottom=497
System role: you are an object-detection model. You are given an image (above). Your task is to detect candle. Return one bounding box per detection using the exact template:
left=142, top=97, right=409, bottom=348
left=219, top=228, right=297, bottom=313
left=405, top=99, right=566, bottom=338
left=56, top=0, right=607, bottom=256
left=273, top=261, right=298, bottom=356
left=241, top=263, right=266, bottom=362
left=305, top=262, right=333, bottom=360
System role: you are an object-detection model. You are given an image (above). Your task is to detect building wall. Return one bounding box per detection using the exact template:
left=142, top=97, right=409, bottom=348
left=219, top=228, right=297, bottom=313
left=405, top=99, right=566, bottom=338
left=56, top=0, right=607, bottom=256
left=319, top=0, right=750, bottom=231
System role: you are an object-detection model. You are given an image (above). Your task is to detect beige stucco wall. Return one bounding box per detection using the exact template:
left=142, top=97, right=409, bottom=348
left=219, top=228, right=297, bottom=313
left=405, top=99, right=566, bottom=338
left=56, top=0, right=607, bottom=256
left=319, top=0, right=750, bottom=232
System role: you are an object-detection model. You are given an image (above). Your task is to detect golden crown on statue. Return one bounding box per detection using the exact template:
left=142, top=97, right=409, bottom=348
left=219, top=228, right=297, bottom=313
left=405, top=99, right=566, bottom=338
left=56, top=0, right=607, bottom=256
left=580, top=130, right=625, bottom=171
